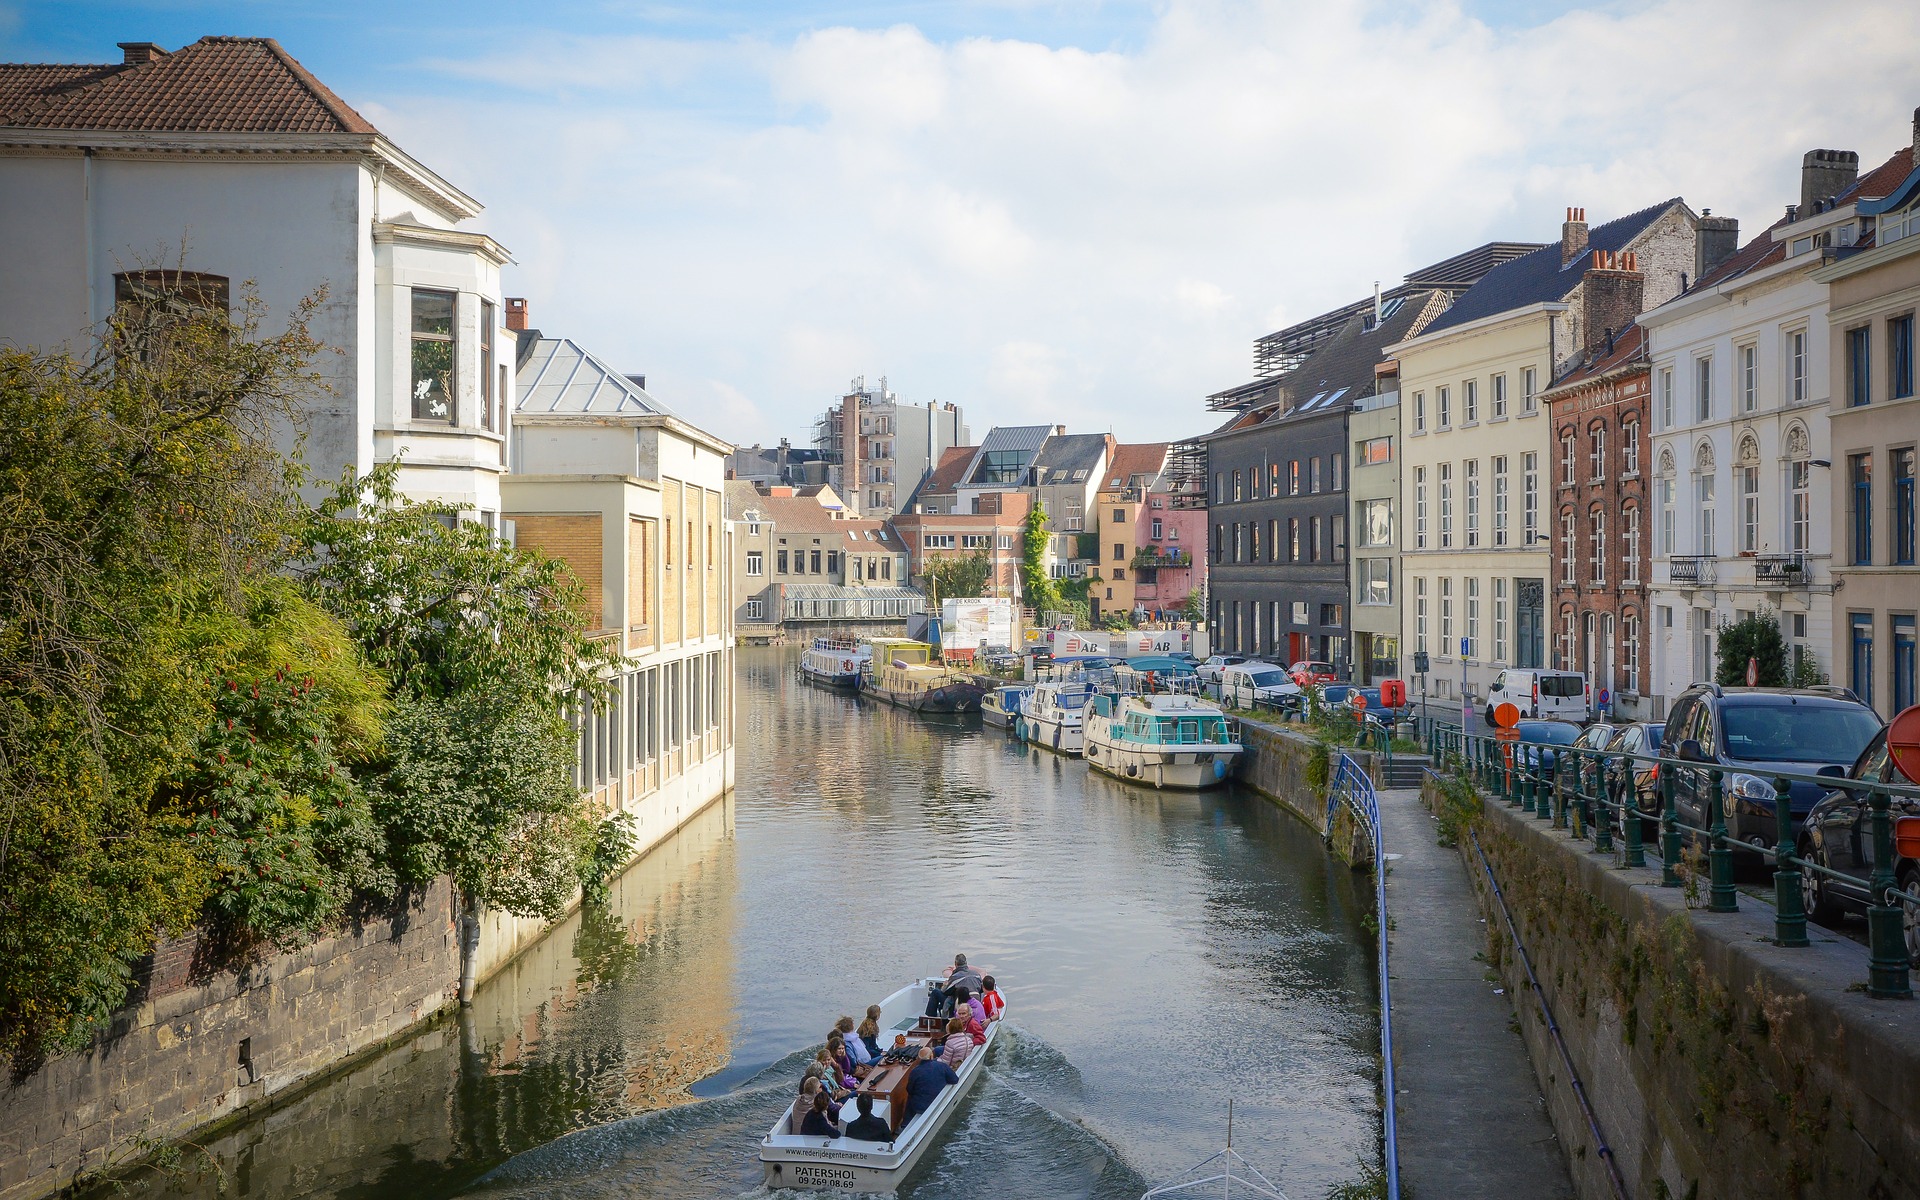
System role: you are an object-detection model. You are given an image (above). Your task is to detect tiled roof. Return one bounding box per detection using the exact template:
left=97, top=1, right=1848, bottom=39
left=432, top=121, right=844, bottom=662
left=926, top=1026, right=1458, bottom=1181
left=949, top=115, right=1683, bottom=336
left=914, top=445, right=977, bottom=497
left=1697, top=146, right=1916, bottom=289
left=1105, top=442, right=1169, bottom=488
left=1030, top=432, right=1110, bottom=482
left=1545, top=322, right=1647, bottom=392
left=1421, top=199, right=1686, bottom=336
left=0, top=37, right=379, bottom=134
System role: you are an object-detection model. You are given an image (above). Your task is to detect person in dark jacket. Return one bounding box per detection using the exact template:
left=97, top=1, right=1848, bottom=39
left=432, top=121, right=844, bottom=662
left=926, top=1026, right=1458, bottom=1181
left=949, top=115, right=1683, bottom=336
left=799, top=1089, right=842, bottom=1139
left=925, top=953, right=986, bottom=1016
left=901, top=1046, right=959, bottom=1125
left=844, top=1095, right=893, bottom=1142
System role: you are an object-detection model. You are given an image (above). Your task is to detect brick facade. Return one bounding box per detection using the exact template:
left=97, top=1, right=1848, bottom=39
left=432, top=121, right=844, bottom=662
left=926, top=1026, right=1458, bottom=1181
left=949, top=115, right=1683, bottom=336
left=1544, top=327, right=1654, bottom=717
left=508, top=513, right=605, bottom=630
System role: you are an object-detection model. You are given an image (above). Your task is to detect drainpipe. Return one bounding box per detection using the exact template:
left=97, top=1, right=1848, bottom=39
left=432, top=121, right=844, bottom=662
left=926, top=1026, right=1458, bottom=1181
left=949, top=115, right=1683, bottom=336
left=457, top=891, right=481, bottom=1005
left=83, top=147, right=98, bottom=330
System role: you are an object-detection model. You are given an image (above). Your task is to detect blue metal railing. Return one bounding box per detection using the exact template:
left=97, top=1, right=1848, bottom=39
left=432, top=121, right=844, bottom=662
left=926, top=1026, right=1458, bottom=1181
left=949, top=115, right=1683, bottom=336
left=1326, top=752, right=1400, bottom=1199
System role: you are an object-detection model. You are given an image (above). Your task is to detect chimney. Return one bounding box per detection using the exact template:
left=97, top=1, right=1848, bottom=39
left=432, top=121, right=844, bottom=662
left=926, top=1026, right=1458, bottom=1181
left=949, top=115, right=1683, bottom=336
left=1800, top=149, right=1859, bottom=217
left=1561, top=207, right=1589, bottom=266
left=117, top=42, right=166, bottom=65
left=1697, top=210, right=1740, bottom=279
left=1913, top=106, right=1920, bottom=160
left=1580, top=249, right=1644, bottom=361
left=505, top=297, right=529, bottom=331
left=1055, top=424, right=1066, bottom=436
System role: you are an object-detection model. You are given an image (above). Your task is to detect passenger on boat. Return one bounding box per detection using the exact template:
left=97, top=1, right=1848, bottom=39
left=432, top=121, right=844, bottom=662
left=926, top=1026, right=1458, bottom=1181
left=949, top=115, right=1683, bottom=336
left=789, top=1075, right=822, bottom=1134
left=828, top=1033, right=862, bottom=1083
left=857, top=1016, right=884, bottom=1060
left=834, top=1017, right=873, bottom=1073
left=844, top=1095, right=894, bottom=1143
left=815, top=1048, right=854, bottom=1099
left=925, top=953, right=985, bottom=1016
left=940, top=1016, right=974, bottom=1067
left=800, top=1089, right=843, bottom=1139
left=962, top=987, right=988, bottom=1031
left=981, top=976, right=1005, bottom=1022
left=901, top=1047, right=960, bottom=1126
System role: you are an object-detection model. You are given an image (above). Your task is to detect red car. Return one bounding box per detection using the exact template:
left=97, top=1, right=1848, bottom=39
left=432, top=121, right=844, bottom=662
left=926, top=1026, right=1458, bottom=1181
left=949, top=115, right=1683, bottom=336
left=1289, top=660, right=1337, bottom=686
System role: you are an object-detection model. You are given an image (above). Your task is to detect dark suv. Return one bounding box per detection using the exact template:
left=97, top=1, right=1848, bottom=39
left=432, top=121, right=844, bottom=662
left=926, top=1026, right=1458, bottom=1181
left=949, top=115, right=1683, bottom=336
left=1661, top=685, right=1883, bottom=852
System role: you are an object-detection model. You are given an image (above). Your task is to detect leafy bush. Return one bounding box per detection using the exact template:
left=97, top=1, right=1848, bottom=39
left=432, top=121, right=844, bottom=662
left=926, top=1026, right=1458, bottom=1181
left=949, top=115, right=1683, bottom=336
left=1716, top=610, right=1788, bottom=687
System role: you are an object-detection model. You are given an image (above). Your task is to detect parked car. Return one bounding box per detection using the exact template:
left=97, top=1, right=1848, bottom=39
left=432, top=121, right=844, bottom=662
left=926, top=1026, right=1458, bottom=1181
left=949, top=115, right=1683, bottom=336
left=1485, top=668, right=1591, bottom=723
left=1570, top=721, right=1629, bottom=798
left=1513, top=719, right=1583, bottom=778
left=1218, top=663, right=1302, bottom=710
left=1195, top=654, right=1249, bottom=685
left=1603, top=721, right=1666, bottom=837
left=1798, top=725, right=1920, bottom=963
left=1663, top=685, right=1884, bottom=853
left=1289, top=660, right=1338, bottom=687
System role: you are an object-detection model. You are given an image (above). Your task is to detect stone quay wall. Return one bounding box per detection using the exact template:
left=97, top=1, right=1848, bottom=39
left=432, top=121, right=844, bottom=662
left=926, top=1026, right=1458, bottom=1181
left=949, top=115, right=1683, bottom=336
left=0, top=882, right=461, bottom=1200
left=1424, top=776, right=1920, bottom=1200
left=1235, top=718, right=1396, bottom=866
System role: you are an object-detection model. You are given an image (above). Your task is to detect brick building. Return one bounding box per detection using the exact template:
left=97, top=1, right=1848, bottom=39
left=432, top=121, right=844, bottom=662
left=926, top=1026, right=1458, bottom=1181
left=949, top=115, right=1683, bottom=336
left=887, top=490, right=1033, bottom=599
left=1540, top=321, right=1654, bottom=718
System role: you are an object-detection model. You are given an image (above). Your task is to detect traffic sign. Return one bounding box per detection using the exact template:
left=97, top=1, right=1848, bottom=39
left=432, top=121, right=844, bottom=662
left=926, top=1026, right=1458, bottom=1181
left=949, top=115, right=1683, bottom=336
left=1493, top=702, right=1520, bottom=729
left=1888, top=705, right=1920, bottom=785
left=1460, top=637, right=1471, bottom=656
left=1746, top=657, right=1759, bottom=687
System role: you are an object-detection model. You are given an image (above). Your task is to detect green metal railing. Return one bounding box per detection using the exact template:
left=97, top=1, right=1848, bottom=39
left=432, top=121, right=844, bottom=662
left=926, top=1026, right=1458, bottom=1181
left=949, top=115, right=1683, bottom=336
left=1419, top=720, right=1920, bottom=1000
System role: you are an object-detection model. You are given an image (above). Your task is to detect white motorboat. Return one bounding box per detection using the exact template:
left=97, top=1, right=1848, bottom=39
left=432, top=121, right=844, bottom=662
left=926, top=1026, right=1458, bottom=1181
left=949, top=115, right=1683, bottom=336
left=800, top=636, right=870, bottom=689
left=981, top=684, right=1032, bottom=728
left=1084, top=691, right=1243, bottom=789
left=758, top=976, right=1003, bottom=1193
left=1021, top=679, right=1097, bottom=756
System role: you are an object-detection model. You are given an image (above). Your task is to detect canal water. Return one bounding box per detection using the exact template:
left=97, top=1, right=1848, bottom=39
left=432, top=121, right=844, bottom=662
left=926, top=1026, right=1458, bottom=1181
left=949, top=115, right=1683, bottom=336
left=92, top=646, right=1381, bottom=1199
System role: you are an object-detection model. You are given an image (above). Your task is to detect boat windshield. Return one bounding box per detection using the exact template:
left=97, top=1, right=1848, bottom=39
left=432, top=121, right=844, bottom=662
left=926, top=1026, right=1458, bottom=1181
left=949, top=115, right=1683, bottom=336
left=1152, top=715, right=1233, bottom=744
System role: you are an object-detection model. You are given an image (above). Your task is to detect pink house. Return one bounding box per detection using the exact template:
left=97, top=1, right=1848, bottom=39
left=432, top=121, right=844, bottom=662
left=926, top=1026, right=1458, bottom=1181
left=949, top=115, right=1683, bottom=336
left=1133, top=487, right=1206, bottom=618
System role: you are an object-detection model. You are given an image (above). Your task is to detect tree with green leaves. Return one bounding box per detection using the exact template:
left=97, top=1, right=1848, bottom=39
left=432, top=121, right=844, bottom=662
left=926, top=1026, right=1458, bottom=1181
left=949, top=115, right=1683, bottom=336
left=0, top=281, right=384, bottom=1061
left=1716, top=610, right=1789, bottom=687
left=920, top=549, right=992, bottom=605
left=296, top=464, right=626, bottom=998
left=1020, top=503, right=1061, bottom=615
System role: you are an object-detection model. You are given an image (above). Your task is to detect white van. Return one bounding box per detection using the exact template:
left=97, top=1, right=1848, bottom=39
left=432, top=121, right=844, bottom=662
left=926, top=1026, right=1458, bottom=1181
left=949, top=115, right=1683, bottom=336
left=1218, top=662, right=1304, bottom=710
left=1485, top=668, right=1590, bottom=723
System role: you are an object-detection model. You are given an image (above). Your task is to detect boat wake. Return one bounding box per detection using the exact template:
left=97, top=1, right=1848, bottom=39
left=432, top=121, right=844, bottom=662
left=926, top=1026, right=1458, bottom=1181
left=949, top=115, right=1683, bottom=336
left=461, top=1028, right=1151, bottom=1199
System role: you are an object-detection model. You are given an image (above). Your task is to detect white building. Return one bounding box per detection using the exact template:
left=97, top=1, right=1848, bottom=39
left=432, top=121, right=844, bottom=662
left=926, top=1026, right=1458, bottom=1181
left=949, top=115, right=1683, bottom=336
left=1643, top=149, right=1906, bottom=700
left=0, top=37, right=512, bottom=516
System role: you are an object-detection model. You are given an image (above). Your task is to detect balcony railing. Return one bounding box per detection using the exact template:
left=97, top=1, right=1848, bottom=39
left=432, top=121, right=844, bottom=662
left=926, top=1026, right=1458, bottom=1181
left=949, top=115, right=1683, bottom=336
left=1131, top=547, right=1193, bottom=570
left=1668, top=556, right=1716, bottom=586
left=1753, top=552, right=1809, bottom=587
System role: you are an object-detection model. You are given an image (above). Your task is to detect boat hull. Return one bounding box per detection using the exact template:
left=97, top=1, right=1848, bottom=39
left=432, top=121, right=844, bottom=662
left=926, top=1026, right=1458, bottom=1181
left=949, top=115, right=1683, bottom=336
left=1023, top=711, right=1085, bottom=756
left=801, top=667, right=863, bottom=689
left=1083, top=738, right=1241, bottom=790
left=862, top=679, right=985, bottom=713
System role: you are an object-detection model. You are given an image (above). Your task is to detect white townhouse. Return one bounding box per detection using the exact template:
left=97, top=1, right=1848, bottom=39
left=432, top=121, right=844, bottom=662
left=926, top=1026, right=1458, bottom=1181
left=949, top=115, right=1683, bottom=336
left=1644, top=148, right=1911, bottom=700
left=0, top=37, right=513, bottom=517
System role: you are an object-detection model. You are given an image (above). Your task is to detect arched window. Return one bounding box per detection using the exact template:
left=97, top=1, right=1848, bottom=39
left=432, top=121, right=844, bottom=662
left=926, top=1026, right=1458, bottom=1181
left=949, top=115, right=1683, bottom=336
left=1694, top=440, right=1717, bottom=556
left=1657, top=447, right=1677, bottom=557
left=1737, top=434, right=1762, bottom=553
left=1785, top=423, right=1812, bottom=553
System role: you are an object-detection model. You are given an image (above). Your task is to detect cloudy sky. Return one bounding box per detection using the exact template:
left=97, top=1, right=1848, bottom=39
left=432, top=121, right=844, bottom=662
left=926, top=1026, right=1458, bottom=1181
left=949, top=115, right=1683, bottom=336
left=9, top=1, right=1920, bottom=446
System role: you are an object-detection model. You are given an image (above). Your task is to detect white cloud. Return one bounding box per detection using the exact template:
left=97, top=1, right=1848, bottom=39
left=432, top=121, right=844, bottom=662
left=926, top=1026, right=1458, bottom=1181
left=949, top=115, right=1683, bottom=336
left=370, top=0, right=1920, bottom=447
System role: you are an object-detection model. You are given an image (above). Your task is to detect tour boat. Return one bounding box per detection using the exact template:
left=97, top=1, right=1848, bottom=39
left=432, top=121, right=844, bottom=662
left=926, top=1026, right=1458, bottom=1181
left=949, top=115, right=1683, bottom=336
left=981, top=684, right=1031, bottom=728
left=859, top=638, right=986, bottom=714
left=759, top=975, right=1004, bottom=1193
left=1083, top=692, right=1244, bottom=789
left=800, top=636, right=870, bottom=689
left=1020, top=679, right=1097, bottom=756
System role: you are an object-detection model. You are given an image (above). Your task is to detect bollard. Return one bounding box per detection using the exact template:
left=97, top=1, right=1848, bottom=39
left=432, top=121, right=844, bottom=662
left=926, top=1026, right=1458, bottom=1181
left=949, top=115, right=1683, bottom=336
left=1621, top=768, right=1644, bottom=867
left=1866, top=788, right=1913, bottom=999
left=1660, top=758, right=1682, bottom=888
left=1772, top=775, right=1808, bottom=948
left=1707, top=768, right=1737, bottom=913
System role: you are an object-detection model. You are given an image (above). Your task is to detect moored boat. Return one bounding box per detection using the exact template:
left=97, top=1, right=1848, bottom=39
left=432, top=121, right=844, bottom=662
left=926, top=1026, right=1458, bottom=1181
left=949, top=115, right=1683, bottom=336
left=859, top=638, right=986, bottom=713
left=1021, top=679, right=1097, bottom=756
left=982, top=684, right=1031, bottom=728
left=759, top=975, right=1004, bottom=1193
left=1084, top=692, right=1243, bottom=789
left=800, top=636, right=870, bottom=689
